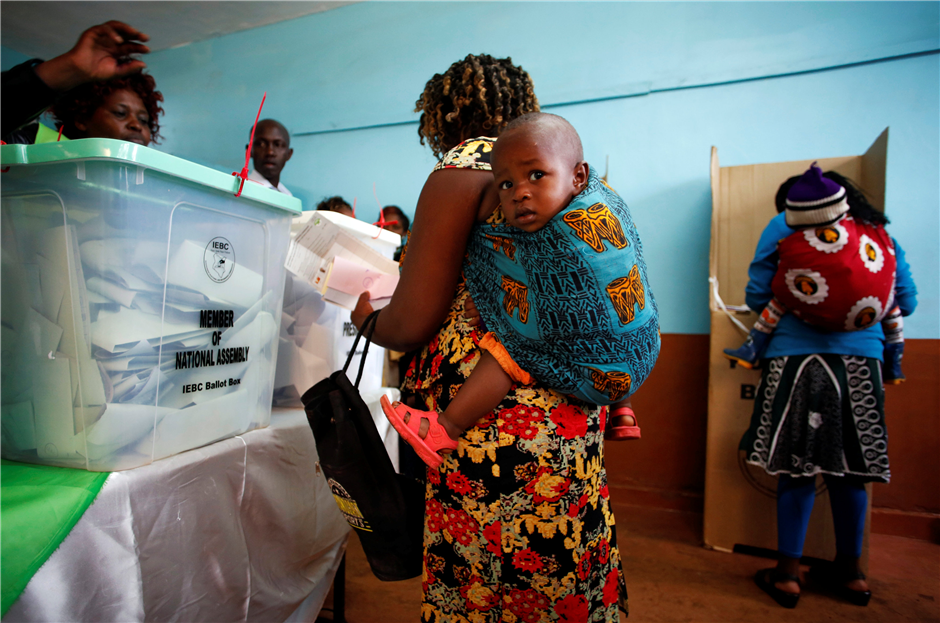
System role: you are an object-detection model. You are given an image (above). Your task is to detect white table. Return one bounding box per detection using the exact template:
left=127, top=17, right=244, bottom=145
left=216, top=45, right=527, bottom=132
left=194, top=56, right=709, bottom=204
left=5, top=408, right=352, bottom=623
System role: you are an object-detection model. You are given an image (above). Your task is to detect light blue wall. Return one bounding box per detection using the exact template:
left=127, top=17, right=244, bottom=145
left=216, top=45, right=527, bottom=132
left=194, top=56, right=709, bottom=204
left=5, top=3, right=938, bottom=336
left=141, top=2, right=939, bottom=137
left=277, top=54, right=938, bottom=338
left=1, top=46, right=32, bottom=70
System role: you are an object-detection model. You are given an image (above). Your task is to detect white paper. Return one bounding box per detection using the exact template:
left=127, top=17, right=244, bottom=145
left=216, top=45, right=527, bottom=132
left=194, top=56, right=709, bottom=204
left=36, top=253, right=65, bottom=326
left=67, top=355, right=80, bottom=404
left=163, top=286, right=212, bottom=308
left=78, top=357, right=108, bottom=406
left=86, top=290, right=113, bottom=305
left=286, top=215, right=397, bottom=292
left=223, top=292, right=277, bottom=344
left=34, top=357, right=84, bottom=460
left=166, top=240, right=263, bottom=310
left=188, top=360, right=252, bottom=406
left=221, top=310, right=277, bottom=352
left=274, top=338, right=330, bottom=398
left=112, top=340, right=157, bottom=359
left=321, top=288, right=360, bottom=311
left=112, top=373, right=143, bottom=401
left=73, top=404, right=106, bottom=435
left=87, top=276, right=137, bottom=307
left=149, top=387, right=255, bottom=459
left=132, top=296, right=202, bottom=326
left=284, top=241, right=327, bottom=289
left=327, top=255, right=399, bottom=298
left=43, top=226, right=92, bottom=360
left=23, top=263, right=43, bottom=314
left=178, top=333, right=213, bottom=348
left=25, top=307, right=63, bottom=357
left=124, top=366, right=170, bottom=405
left=79, top=239, right=167, bottom=285
left=91, top=307, right=204, bottom=353
left=85, top=402, right=173, bottom=460
left=1, top=401, right=36, bottom=450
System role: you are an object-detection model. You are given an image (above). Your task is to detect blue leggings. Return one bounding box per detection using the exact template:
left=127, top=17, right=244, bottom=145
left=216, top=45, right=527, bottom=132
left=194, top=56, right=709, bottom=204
left=777, top=474, right=868, bottom=559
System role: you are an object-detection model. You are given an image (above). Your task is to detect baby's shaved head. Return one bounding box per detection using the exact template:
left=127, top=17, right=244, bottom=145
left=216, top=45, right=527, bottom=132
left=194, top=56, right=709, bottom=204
left=490, top=112, right=590, bottom=232
left=497, top=112, right=583, bottom=166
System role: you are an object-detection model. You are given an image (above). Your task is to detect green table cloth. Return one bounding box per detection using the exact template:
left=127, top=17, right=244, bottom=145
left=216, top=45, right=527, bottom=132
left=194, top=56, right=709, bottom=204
left=1, top=460, right=108, bottom=616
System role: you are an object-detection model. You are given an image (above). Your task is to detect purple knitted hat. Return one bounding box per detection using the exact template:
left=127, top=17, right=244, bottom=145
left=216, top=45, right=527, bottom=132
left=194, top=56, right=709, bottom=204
left=785, top=163, right=848, bottom=227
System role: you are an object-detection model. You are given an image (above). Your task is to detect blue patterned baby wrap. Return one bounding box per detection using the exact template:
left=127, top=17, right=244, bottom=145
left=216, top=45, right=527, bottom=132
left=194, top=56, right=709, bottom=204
left=464, top=167, right=660, bottom=405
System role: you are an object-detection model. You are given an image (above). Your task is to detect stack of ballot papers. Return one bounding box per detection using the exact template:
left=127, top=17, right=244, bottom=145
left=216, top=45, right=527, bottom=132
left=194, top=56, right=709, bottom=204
left=273, top=211, right=399, bottom=406
left=285, top=211, right=400, bottom=310
left=1, top=205, right=283, bottom=471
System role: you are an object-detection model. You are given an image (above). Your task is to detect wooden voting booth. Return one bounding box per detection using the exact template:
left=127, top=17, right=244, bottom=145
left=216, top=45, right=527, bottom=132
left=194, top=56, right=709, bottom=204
left=703, top=129, right=888, bottom=564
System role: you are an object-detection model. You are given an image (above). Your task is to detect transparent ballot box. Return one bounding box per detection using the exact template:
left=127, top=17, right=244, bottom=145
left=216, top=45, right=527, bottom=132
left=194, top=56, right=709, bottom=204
left=274, top=211, right=400, bottom=406
left=1, top=140, right=300, bottom=471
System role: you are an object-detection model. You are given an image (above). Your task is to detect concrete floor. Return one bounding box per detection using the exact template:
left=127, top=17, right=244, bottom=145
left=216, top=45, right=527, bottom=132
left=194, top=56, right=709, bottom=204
left=322, top=502, right=940, bottom=622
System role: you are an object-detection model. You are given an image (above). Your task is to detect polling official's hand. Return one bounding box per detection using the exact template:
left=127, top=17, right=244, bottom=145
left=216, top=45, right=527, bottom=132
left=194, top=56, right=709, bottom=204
left=35, top=21, right=151, bottom=92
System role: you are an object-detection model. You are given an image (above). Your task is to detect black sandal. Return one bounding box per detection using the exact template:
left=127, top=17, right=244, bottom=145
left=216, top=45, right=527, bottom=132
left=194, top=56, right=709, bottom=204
left=754, top=568, right=801, bottom=609
left=809, top=562, right=872, bottom=606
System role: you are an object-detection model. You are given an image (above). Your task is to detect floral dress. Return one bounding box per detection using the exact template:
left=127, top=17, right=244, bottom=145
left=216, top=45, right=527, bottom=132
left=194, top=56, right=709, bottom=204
left=402, top=138, right=628, bottom=622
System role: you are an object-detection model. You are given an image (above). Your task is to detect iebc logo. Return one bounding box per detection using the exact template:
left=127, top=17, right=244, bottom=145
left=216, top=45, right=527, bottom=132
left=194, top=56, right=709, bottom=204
left=204, top=237, right=235, bottom=283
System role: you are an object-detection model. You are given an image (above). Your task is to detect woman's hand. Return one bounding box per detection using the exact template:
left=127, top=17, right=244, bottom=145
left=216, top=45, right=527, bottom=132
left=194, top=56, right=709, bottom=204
left=463, top=296, right=481, bottom=327
left=351, top=292, right=375, bottom=331
left=35, top=21, right=151, bottom=92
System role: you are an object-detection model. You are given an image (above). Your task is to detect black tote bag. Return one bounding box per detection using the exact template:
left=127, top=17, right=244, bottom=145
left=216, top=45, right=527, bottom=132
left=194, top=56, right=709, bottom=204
left=301, top=311, right=425, bottom=581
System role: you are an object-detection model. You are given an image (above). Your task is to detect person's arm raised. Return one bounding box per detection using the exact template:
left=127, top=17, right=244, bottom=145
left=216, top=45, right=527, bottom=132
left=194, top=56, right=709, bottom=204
left=351, top=167, right=493, bottom=351
left=2, top=21, right=150, bottom=138
left=35, top=21, right=151, bottom=93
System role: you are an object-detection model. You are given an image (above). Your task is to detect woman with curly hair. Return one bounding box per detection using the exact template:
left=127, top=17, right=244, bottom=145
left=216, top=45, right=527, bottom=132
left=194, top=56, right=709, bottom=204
left=351, top=53, right=628, bottom=621
left=50, top=71, right=163, bottom=146
left=0, top=21, right=152, bottom=144
left=316, top=195, right=354, bottom=217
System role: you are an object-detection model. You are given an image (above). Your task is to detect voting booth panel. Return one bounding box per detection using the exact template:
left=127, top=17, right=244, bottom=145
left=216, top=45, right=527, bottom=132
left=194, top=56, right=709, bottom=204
left=703, top=130, right=887, bottom=563
left=0, top=140, right=299, bottom=471
left=273, top=210, right=401, bottom=407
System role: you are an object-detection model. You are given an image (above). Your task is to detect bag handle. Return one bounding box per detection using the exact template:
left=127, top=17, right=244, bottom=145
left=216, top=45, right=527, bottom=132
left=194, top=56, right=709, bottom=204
left=343, top=310, right=381, bottom=388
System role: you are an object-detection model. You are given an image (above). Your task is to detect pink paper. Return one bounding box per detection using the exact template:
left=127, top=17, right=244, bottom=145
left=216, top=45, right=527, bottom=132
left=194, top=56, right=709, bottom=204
left=328, top=255, right=399, bottom=299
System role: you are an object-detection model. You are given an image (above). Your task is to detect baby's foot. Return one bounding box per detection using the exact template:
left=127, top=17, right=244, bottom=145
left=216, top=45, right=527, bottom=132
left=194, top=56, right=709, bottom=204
left=399, top=409, right=461, bottom=443
left=610, top=413, right=636, bottom=428
left=605, top=406, right=641, bottom=441
left=381, top=396, right=460, bottom=469
left=401, top=409, right=430, bottom=437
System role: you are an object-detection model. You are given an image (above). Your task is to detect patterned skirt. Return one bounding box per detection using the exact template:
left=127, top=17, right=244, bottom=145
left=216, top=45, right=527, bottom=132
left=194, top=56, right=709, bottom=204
left=740, top=354, right=890, bottom=483
left=405, top=291, right=628, bottom=622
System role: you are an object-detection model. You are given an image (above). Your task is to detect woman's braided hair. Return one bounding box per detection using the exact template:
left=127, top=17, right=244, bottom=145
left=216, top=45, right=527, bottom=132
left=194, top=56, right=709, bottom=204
left=415, top=54, right=539, bottom=159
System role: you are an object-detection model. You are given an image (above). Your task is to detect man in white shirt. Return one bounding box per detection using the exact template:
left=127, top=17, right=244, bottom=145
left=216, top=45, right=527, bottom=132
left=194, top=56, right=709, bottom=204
left=247, top=119, right=293, bottom=196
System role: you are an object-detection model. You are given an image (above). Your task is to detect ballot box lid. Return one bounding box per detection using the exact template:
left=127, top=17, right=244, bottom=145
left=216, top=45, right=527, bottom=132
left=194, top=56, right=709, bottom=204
left=1, top=139, right=301, bottom=215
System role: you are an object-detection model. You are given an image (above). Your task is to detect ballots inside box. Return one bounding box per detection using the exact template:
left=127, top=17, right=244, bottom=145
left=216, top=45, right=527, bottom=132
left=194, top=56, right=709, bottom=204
left=0, top=139, right=300, bottom=471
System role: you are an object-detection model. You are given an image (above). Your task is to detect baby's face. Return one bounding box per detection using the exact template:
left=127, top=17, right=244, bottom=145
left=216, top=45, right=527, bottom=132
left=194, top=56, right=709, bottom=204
left=491, top=132, right=585, bottom=233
